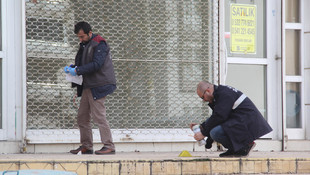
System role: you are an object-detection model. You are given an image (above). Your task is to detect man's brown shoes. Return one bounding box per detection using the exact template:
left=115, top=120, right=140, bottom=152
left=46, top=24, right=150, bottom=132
left=95, top=147, right=115, bottom=155
left=70, top=146, right=93, bottom=154
left=70, top=146, right=115, bottom=155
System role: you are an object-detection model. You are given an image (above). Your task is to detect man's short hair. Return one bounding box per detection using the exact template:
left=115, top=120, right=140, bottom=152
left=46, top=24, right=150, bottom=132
left=74, top=21, right=92, bottom=34
left=197, top=81, right=213, bottom=92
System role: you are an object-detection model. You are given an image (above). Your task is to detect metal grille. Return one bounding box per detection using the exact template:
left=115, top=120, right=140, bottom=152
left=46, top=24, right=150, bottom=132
left=26, top=0, right=217, bottom=130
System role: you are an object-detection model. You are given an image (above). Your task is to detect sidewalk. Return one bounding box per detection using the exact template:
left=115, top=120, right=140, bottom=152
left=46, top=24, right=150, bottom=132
left=1, top=150, right=310, bottom=160
left=0, top=151, right=310, bottom=174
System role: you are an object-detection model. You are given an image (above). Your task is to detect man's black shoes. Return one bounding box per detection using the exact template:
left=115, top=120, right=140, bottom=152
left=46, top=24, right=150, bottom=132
left=219, top=149, right=235, bottom=157
left=233, top=141, right=256, bottom=157
left=219, top=142, right=256, bottom=157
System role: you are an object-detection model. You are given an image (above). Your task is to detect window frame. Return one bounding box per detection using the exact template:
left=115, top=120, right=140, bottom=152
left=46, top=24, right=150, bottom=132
left=282, top=0, right=305, bottom=140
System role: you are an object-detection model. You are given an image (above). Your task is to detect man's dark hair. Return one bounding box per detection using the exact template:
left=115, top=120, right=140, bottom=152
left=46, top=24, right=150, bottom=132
left=74, top=21, right=92, bottom=34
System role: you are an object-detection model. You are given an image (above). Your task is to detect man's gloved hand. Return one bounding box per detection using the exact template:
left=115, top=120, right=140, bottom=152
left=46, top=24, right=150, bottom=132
left=69, top=67, right=77, bottom=76
left=64, top=66, right=70, bottom=73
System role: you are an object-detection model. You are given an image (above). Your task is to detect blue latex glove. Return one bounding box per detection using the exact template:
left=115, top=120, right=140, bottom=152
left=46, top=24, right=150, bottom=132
left=69, top=67, right=77, bottom=76
left=64, top=66, right=70, bottom=73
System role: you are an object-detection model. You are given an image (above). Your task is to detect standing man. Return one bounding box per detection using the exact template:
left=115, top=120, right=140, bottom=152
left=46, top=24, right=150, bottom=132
left=64, top=21, right=116, bottom=155
left=191, top=81, right=272, bottom=157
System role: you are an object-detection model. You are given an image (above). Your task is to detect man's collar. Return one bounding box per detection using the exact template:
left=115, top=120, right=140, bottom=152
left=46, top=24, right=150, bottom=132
left=91, top=34, right=96, bottom=40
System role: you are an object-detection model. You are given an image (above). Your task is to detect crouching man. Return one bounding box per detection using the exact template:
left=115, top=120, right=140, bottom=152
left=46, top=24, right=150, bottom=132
left=190, top=81, right=272, bottom=157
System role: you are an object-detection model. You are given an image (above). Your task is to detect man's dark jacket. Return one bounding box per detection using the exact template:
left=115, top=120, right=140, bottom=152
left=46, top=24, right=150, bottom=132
left=200, top=85, right=272, bottom=151
left=72, top=34, right=116, bottom=99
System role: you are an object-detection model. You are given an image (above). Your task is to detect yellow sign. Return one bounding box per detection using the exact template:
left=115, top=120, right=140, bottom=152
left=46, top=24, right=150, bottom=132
left=178, top=150, right=192, bottom=157
left=230, top=4, right=256, bottom=54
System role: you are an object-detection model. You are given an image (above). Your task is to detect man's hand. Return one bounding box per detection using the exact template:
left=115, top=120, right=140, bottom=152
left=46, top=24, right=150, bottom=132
left=194, top=132, right=205, bottom=141
left=69, top=67, right=77, bottom=76
left=64, top=66, right=70, bottom=73
left=189, top=123, right=198, bottom=130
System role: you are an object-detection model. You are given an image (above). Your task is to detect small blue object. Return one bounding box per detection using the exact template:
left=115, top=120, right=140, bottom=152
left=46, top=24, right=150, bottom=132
left=0, top=170, right=77, bottom=175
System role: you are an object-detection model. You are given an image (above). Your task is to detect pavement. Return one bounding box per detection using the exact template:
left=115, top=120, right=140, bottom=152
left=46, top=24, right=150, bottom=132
left=1, top=150, right=310, bottom=160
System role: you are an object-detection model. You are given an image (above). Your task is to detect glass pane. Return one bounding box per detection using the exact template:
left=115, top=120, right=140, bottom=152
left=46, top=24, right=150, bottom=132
left=286, top=82, right=301, bottom=128
left=285, top=30, right=300, bottom=75
left=226, top=64, right=267, bottom=119
left=225, top=0, right=266, bottom=58
left=285, top=0, right=300, bottom=23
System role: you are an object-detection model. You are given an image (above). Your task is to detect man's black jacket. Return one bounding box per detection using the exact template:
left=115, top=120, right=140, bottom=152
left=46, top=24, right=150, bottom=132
left=200, top=85, right=272, bottom=151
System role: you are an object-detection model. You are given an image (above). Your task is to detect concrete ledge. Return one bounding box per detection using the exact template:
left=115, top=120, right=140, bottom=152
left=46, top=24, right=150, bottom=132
left=25, top=140, right=283, bottom=153
left=0, top=152, right=309, bottom=175
left=3, top=140, right=310, bottom=154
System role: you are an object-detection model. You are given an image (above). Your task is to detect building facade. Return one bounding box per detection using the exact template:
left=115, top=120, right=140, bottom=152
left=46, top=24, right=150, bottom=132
left=0, top=0, right=309, bottom=153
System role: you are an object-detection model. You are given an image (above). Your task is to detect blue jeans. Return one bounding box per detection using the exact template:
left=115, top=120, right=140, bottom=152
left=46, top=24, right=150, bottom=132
left=210, top=125, right=233, bottom=150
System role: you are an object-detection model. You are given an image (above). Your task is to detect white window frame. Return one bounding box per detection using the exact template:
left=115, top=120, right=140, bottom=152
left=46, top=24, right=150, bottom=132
left=282, top=0, right=305, bottom=140
left=0, top=0, right=7, bottom=140
left=0, top=0, right=26, bottom=141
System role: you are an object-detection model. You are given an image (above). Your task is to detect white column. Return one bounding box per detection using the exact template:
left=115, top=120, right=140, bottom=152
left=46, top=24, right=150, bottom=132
left=3, top=0, right=25, bottom=141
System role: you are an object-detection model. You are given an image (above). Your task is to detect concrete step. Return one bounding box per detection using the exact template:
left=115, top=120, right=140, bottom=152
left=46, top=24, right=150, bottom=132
left=0, top=151, right=309, bottom=175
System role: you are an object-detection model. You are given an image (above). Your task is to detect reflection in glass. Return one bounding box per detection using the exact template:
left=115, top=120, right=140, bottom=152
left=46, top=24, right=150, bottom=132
left=226, top=64, right=267, bottom=119
left=285, top=0, right=300, bottom=23
left=285, top=30, right=300, bottom=75
left=286, top=83, right=301, bottom=128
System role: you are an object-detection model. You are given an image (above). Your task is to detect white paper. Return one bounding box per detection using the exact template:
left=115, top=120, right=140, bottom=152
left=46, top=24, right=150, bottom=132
left=66, top=73, right=83, bottom=85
